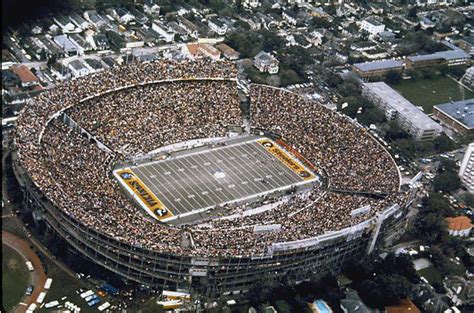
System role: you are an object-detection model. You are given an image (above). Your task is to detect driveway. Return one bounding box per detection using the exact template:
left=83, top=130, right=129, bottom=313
left=2, top=230, right=47, bottom=313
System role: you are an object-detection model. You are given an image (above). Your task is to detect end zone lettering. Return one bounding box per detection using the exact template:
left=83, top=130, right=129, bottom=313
left=117, top=170, right=172, bottom=219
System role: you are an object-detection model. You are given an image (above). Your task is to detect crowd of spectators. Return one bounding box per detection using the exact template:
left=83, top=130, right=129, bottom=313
left=14, top=59, right=405, bottom=257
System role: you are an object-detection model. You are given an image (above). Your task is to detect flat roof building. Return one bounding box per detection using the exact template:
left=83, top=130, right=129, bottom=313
left=459, top=143, right=474, bottom=193
left=352, top=60, right=404, bottom=78
left=433, top=99, right=474, bottom=136
left=362, top=82, right=442, bottom=140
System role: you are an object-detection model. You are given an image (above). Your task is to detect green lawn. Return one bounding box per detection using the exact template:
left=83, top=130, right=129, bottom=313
left=390, top=76, right=474, bottom=113
left=2, top=245, right=30, bottom=312
left=417, top=266, right=443, bottom=285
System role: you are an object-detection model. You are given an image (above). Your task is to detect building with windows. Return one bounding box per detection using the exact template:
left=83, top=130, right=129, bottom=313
left=445, top=216, right=472, bottom=237
left=253, top=51, right=279, bottom=74
left=459, top=143, right=474, bottom=193
left=458, top=36, right=474, bottom=56
left=362, top=82, right=442, bottom=140
left=405, top=50, right=471, bottom=69
left=360, top=18, right=385, bottom=36
left=208, top=17, right=228, bottom=36
left=352, top=60, right=404, bottom=78
left=433, top=100, right=474, bottom=136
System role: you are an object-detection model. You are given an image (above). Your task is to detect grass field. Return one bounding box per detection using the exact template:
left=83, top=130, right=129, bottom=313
left=390, top=76, right=474, bottom=113
left=2, top=245, right=30, bottom=312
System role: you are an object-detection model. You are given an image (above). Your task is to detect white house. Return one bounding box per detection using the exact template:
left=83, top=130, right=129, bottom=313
left=208, top=17, right=228, bottom=36
left=242, top=0, right=260, bottom=8
left=253, top=51, right=279, bottom=74
left=360, top=18, right=385, bottom=36
left=144, top=0, right=160, bottom=15
left=67, top=60, right=90, bottom=77
left=152, top=21, right=175, bottom=43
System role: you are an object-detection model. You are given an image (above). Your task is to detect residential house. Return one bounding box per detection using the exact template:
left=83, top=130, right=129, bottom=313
left=94, top=34, right=110, bottom=50
left=84, top=11, right=108, bottom=29
left=216, top=43, right=239, bottom=60
left=114, top=8, right=135, bottom=24
left=208, top=17, right=228, bottom=36
left=11, top=65, right=40, bottom=88
left=360, top=18, right=385, bottom=36
left=242, top=0, right=260, bottom=8
left=445, top=216, right=472, bottom=237
left=144, top=0, right=160, bottom=15
left=178, top=17, right=199, bottom=39
left=69, top=12, right=90, bottom=30
left=410, top=283, right=450, bottom=313
left=53, top=35, right=84, bottom=56
left=67, top=60, right=90, bottom=77
left=83, top=58, right=104, bottom=73
left=50, top=62, right=72, bottom=81
left=253, top=51, right=279, bottom=74
left=152, top=21, right=176, bottom=43
left=53, top=15, right=76, bottom=33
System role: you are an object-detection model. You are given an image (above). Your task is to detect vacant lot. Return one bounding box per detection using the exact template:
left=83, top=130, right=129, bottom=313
left=2, top=245, right=30, bottom=312
left=390, top=76, right=474, bottom=113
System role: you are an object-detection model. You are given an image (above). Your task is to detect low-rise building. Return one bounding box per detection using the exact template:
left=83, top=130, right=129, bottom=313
left=242, top=0, right=260, bottom=8
left=67, top=60, right=90, bottom=77
left=459, top=143, right=474, bottom=193
left=216, top=43, right=239, bottom=60
left=208, top=17, right=228, bottom=36
left=405, top=50, right=471, bottom=69
left=253, top=51, right=279, bottom=74
left=144, top=0, right=160, bottom=16
left=463, top=67, right=474, bottom=87
left=433, top=100, right=474, bottom=136
left=458, top=36, right=474, bottom=56
left=352, top=60, right=404, bottom=78
left=360, top=18, right=385, bottom=36
left=11, top=64, right=40, bottom=88
left=152, top=21, right=175, bottom=43
left=362, top=82, right=442, bottom=140
left=69, top=12, right=90, bottom=30
left=445, top=216, right=472, bottom=237
left=54, top=35, right=84, bottom=56
left=282, top=10, right=298, bottom=26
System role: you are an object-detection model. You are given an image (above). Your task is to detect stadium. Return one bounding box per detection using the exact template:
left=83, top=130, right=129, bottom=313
left=12, top=59, right=413, bottom=300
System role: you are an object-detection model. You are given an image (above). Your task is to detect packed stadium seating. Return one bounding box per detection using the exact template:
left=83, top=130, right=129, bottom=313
left=14, top=59, right=405, bottom=257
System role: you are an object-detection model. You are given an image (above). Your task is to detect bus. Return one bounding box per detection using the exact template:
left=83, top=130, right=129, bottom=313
left=25, top=261, right=34, bottom=271
left=44, top=278, right=53, bottom=289
left=36, top=292, right=46, bottom=304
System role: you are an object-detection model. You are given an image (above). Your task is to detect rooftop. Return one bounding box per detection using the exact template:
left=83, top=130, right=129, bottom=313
left=353, top=60, right=404, bottom=72
left=385, top=299, right=420, bottom=313
left=11, top=64, right=39, bottom=84
left=363, top=82, right=442, bottom=132
left=407, top=50, right=470, bottom=62
left=445, top=216, right=473, bottom=231
left=434, top=99, right=474, bottom=129
left=364, top=18, right=383, bottom=26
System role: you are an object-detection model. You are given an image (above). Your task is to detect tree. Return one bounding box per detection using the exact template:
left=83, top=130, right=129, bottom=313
left=412, top=212, right=448, bottom=245
left=358, top=107, right=385, bottom=126
left=386, top=122, right=410, bottom=141
left=434, top=135, right=456, bottom=153
left=408, top=6, right=418, bottom=20
left=385, top=70, right=402, bottom=84
left=433, top=172, right=461, bottom=193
